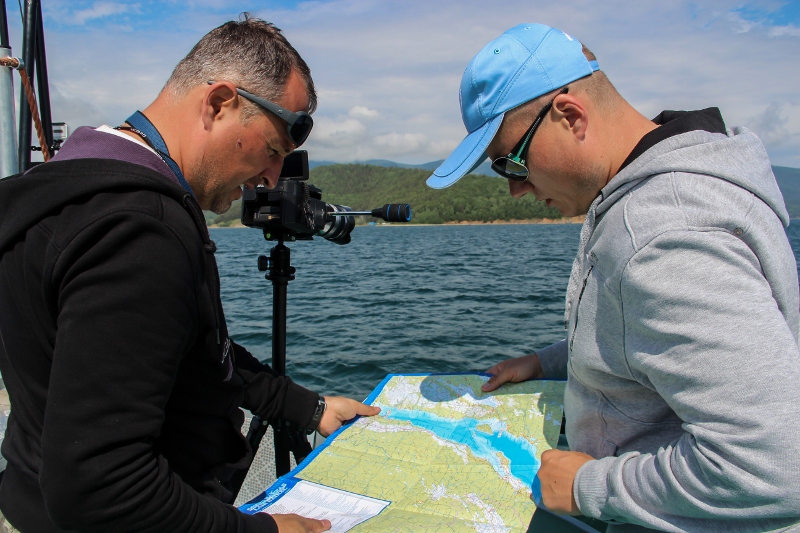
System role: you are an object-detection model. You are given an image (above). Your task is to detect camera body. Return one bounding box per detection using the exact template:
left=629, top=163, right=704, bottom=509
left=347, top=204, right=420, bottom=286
left=241, top=151, right=354, bottom=244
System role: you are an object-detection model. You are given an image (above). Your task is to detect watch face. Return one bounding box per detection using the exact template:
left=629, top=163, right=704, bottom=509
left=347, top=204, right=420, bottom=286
left=314, top=399, right=326, bottom=419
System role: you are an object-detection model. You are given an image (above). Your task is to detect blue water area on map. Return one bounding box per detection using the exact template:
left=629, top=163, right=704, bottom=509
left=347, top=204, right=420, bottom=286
left=381, top=408, right=539, bottom=488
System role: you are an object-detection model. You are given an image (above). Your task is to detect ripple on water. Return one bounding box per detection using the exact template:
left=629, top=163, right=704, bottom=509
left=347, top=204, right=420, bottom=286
left=214, top=224, right=582, bottom=399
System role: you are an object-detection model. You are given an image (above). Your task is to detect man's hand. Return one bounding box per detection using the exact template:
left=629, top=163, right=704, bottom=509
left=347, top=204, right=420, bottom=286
left=482, top=353, right=544, bottom=392
left=536, top=449, right=593, bottom=515
left=317, top=396, right=380, bottom=437
left=272, top=514, right=331, bottom=532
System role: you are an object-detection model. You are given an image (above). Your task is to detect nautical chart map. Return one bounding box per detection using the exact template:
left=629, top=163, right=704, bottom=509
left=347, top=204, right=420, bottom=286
left=240, top=374, right=566, bottom=532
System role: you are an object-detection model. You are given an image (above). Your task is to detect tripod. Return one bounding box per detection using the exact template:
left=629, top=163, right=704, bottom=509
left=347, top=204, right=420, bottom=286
left=229, top=191, right=412, bottom=501
left=231, top=235, right=312, bottom=500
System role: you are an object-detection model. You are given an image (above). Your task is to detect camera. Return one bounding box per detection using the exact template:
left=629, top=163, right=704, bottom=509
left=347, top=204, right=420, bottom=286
left=241, top=150, right=353, bottom=244
left=241, top=150, right=412, bottom=245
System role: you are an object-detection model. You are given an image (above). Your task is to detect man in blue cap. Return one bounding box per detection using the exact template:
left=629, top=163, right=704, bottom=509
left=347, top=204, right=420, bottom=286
left=431, top=24, right=800, bottom=532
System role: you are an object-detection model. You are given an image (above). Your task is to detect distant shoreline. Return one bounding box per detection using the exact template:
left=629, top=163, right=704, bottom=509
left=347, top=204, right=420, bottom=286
left=441, top=216, right=583, bottom=225
left=209, top=216, right=584, bottom=229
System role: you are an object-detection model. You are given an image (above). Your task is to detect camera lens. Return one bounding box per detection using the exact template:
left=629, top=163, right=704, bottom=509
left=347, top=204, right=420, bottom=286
left=319, top=204, right=355, bottom=245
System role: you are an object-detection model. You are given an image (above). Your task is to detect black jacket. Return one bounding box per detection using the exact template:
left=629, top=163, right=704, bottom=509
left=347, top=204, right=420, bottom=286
left=0, top=159, right=319, bottom=532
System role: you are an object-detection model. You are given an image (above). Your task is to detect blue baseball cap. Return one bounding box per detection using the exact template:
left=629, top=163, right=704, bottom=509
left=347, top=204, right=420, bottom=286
left=427, top=24, right=599, bottom=189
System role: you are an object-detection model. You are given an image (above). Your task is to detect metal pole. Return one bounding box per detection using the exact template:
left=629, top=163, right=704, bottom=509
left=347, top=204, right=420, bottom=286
left=0, top=0, right=10, bottom=48
left=0, top=0, right=18, bottom=178
left=17, top=0, right=37, bottom=172
left=34, top=2, right=51, bottom=151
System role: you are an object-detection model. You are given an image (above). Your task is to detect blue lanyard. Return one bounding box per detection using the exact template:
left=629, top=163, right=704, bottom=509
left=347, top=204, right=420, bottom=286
left=124, top=111, right=195, bottom=197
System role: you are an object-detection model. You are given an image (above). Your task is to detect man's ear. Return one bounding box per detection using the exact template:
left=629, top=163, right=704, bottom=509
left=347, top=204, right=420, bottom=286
left=201, top=82, right=239, bottom=130
left=553, top=94, right=588, bottom=142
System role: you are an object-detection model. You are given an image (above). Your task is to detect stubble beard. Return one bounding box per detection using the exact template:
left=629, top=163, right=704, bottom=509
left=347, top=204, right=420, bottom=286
left=208, top=188, right=237, bottom=216
left=191, top=158, right=237, bottom=215
left=568, top=161, right=607, bottom=218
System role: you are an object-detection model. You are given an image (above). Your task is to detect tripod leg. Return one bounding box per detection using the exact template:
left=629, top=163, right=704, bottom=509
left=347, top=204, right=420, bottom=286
left=273, top=420, right=293, bottom=477
left=289, top=426, right=313, bottom=465
left=267, top=242, right=296, bottom=476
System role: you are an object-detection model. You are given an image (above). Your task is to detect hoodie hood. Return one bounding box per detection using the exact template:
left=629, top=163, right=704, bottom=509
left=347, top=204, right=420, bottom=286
left=598, top=125, right=788, bottom=227
left=563, top=118, right=788, bottom=334
left=0, top=158, right=194, bottom=255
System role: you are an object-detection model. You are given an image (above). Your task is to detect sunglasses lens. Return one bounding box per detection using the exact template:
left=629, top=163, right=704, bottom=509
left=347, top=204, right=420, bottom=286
left=290, top=115, right=314, bottom=147
left=491, top=158, right=528, bottom=181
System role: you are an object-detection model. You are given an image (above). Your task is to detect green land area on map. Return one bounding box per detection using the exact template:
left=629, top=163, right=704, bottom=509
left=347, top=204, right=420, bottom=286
left=298, top=374, right=566, bottom=533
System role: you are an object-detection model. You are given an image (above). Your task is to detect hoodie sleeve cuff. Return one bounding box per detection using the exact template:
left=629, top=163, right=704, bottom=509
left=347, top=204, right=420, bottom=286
left=574, top=452, right=642, bottom=522
left=243, top=510, right=279, bottom=532
left=573, top=456, right=614, bottom=520
left=572, top=457, right=616, bottom=518
left=285, top=381, right=322, bottom=430
left=536, top=339, right=568, bottom=379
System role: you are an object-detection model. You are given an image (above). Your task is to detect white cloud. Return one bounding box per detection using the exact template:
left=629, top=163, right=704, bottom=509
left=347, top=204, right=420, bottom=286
left=6, top=0, right=799, bottom=167
left=374, top=132, right=427, bottom=154
left=769, top=24, right=800, bottom=37
left=310, top=117, right=367, bottom=148
left=724, top=11, right=760, bottom=34
left=749, top=101, right=790, bottom=141
left=349, top=106, right=379, bottom=119
left=69, top=2, right=139, bottom=25
left=747, top=101, right=800, bottom=167
left=49, top=86, right=110, bottom=128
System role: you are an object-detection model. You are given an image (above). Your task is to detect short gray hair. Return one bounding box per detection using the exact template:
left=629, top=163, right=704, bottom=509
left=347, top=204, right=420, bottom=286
left=521, top=43, right=620, bottom=118
left=164, top=14, right=317, bottom=117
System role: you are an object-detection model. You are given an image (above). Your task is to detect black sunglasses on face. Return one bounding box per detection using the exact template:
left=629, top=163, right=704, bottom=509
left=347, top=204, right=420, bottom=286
left=491, top=87, right=569, bottom=181
left=207, top=81, right=314, bottom=147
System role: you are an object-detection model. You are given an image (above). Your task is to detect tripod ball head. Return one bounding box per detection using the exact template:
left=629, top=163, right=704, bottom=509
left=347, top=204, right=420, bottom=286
left=241, top=151, right=412, bottom=245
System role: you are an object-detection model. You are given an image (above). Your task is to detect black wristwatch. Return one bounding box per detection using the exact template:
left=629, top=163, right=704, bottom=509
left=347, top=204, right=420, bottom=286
left=306, top=397, right=327, bottom=435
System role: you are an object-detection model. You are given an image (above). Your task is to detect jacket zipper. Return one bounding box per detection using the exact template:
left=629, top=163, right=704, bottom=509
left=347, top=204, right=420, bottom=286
left=182, top=194, right=223, bottom=347
left=569, top=265, right=593, bottom=351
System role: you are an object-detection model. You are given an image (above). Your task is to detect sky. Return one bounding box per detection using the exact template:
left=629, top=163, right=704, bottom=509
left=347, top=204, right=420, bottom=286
left=4, top=0, right=800, bottom=167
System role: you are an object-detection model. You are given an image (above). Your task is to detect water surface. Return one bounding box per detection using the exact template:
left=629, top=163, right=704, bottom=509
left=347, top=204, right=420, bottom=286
left=214, top=223, right=800, bottom=400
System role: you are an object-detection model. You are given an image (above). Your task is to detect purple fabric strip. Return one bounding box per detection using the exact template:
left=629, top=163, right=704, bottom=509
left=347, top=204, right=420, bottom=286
left=50, top=126, right=182, bottom=188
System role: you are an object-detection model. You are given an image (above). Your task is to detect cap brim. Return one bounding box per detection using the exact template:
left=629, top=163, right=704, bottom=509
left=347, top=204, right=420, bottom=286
left=426, top=113, right=504, bottom=189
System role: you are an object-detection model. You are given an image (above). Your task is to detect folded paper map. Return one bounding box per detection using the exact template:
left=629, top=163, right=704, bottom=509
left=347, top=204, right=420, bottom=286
left=240, top=373, right=566, bottom=532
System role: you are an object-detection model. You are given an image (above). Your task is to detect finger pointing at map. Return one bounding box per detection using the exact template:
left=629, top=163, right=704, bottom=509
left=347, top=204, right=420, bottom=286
left=317, top=396, right=381, bottom=437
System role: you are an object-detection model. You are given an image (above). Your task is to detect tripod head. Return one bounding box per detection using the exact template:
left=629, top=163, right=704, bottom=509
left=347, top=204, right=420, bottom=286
left=241, top=151, right=411, bottom=245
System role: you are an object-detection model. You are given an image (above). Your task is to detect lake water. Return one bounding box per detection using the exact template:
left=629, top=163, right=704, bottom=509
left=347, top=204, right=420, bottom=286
left=214, top=223, right=800, bottom=401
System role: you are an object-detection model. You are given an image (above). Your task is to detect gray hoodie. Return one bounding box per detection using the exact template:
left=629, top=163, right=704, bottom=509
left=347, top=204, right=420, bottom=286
left=536, top=124, right=800, bottom=532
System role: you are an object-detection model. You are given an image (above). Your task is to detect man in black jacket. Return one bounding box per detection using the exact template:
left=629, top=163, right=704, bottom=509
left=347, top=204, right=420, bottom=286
left=0, top=16, right=377, bottom=533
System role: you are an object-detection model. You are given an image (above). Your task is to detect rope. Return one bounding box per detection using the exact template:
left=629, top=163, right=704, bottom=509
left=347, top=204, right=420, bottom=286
left=1, top=56, right=52, bottom=161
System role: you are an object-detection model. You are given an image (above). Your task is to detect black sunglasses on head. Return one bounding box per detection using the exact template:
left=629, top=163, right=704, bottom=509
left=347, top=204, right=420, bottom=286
left=207, top=81, right=314, bottom=147
left=491, top=87, right=569, bottom=181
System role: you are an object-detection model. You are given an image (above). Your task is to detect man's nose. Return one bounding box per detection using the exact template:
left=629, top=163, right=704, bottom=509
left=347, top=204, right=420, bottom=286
left=509, top=179, right=533, bottom=199
left=260, top=157, right=284, bottom=188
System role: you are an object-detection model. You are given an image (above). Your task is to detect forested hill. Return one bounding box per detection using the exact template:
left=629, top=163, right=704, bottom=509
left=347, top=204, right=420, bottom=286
left=207, top=163, right=800, bottom=226
left=207, top=164, right=562, bottom=226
